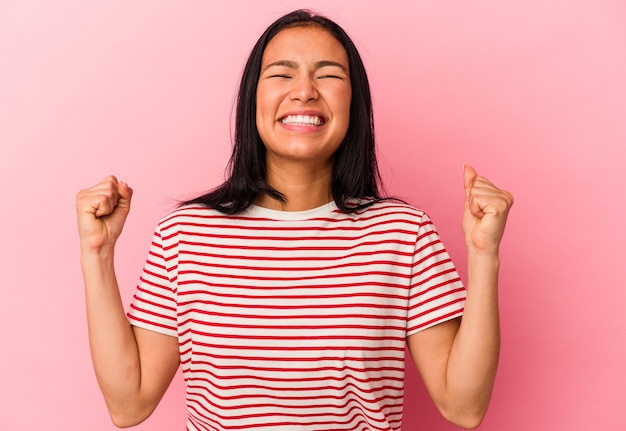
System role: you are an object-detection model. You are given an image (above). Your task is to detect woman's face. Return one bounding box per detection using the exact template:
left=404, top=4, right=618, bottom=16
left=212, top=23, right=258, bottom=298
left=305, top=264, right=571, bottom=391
left=256, top=25, right=352, bottom=170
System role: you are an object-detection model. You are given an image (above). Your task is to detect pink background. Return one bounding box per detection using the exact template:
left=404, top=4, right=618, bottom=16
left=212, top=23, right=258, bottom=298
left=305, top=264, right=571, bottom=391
left=1, top=0, right=625, bottom=429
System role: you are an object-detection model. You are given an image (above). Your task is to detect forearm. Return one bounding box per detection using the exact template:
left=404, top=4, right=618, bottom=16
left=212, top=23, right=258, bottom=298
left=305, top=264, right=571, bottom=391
left=445, top=252, right=500, bottom=424
left=81, top=250, right=145, bottom=423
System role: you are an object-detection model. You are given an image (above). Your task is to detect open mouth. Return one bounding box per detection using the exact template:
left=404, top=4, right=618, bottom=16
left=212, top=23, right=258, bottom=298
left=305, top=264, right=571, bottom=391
left=280, top=114, right=325, bottom=126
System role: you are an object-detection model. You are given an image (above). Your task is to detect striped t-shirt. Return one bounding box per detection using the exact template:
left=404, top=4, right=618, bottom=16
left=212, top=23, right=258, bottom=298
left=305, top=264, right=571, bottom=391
left=127, top=200, right=466, bottom=431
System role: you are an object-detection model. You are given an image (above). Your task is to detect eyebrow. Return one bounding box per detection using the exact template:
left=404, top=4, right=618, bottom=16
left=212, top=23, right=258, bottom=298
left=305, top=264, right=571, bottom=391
left=262, top=60, right=348, bottom=73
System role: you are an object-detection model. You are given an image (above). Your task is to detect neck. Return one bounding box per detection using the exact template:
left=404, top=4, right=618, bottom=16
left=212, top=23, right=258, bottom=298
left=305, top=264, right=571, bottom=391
left=255, top=158, right=333, bottom=211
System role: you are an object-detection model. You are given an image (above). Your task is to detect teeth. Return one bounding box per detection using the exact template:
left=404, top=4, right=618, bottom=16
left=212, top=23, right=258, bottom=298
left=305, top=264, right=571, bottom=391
left=281, top=115, right=323, bottom=126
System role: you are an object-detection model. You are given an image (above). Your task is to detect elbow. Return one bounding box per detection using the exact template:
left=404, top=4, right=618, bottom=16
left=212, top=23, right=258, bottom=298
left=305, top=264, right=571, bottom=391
left=441, top=407, right=487, bottom=430
left=110, top=413, right=144, bottom=429
left=108, top=404, right=152, bottom=429
left=450, top=415, right=485, bottom=430
left=110, top=413, right=148, bottom=429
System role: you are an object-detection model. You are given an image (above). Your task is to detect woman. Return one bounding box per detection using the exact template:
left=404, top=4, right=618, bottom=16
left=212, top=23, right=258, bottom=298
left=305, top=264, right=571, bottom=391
left=76, top=9, right=513, bottom=431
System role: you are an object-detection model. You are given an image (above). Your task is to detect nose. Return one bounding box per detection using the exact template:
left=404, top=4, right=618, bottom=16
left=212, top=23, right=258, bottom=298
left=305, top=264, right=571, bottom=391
left=289, top=75, right=318, bottom=102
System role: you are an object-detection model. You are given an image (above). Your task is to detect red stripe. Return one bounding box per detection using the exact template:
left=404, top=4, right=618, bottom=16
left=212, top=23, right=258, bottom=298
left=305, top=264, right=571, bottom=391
left=177, top=278, right=410, bottom=291
left=178, top=288, right=407, bottom=301
left=179, top=350, right=405, bottom=363
left=175, top=237, right=414, bottom=251
left=178, top=258, right=413, bottom=272
left=127, top=313, right=177, bottom=332
left=177, top=307, right=409, bottom=322
left=180, top=247, right=413, bottom=261
left=408, top=307, right=464, bottom=333
left=178, top=269, right=413, bottom=282
left=178, top=319, right=407, bottom=332
left=129, top=302, right=177, bottom=324
left=182, top=360, right=404, bottom=381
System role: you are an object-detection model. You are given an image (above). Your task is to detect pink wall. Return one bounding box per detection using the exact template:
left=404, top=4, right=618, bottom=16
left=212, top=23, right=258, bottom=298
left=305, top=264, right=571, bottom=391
left=1, top=1, right=624, bottom=429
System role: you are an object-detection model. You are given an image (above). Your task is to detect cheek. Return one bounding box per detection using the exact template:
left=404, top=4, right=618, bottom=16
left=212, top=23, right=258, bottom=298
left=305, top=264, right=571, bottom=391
left=255, top=86, right=278, bottom=122
left=255, top=90, right=276, bottom=145
left=255, top=88, right=264, bottom=117
left=335, top=85, right=351, bottom=111
left=337, top=90, right=352, bottom=128
left=255, top=94, right=270, bottom=133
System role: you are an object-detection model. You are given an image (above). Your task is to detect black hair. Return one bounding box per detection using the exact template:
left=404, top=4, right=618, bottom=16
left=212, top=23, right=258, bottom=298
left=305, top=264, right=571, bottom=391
left=183, top=9, right=386, bottom=214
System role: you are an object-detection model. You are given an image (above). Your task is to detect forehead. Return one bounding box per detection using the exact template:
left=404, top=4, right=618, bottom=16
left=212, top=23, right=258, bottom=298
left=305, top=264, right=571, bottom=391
left=261, top=25, right=349, bottom=66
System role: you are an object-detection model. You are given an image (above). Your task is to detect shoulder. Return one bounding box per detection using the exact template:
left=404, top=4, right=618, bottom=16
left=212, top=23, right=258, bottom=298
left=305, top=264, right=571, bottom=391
left=155, top=204, right=232, bottom=232
left=350, top=198, right=430, bottom=224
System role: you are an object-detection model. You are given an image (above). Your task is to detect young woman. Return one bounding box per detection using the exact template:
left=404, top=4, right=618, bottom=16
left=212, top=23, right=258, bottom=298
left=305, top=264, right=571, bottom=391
left=76, top=10, right=513, bottom=431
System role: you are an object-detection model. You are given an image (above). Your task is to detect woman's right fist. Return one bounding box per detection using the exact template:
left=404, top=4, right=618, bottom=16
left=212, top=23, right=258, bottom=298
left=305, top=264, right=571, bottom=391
left=76, top=176, right=133, bottom=254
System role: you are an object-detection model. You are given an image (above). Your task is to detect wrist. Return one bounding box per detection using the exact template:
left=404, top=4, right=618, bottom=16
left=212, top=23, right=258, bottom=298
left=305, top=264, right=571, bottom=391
left=466, top=250, right=500, bottom=289
left=80, top=245, right=115, bottom=265
left=466, top=241, right=501, bottom=259
left=467, top=250, right=500, bottom=270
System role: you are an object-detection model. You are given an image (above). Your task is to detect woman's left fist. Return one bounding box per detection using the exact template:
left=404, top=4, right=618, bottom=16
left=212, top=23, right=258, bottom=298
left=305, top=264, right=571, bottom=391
left=462, top=164, right=514, bottom=255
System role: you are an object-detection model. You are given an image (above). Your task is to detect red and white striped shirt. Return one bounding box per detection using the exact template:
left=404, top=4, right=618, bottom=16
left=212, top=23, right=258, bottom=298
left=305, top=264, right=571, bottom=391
left=127, top=200, right=465, bottom=431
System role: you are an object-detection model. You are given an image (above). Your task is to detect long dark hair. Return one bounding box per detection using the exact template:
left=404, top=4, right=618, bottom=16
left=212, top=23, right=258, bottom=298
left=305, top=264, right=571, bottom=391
left=183, top=9, right=385, bottom=214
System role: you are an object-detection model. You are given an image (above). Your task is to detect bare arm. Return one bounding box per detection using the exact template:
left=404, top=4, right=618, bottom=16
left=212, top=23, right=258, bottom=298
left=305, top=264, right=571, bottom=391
left=77, top=177, right=179, bottom=427
left=407, top=165, right=513, bottom=429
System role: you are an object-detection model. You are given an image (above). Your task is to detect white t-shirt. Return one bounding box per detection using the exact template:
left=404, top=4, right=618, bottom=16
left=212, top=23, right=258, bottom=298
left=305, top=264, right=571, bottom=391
left=128, top=200, right=466, bottom=431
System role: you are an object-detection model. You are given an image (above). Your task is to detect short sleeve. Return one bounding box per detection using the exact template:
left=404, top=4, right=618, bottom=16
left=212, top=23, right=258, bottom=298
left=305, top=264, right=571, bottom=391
left=127, top=224, right=178, bottom=337
left=406, top=213, right=466, bottom=336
